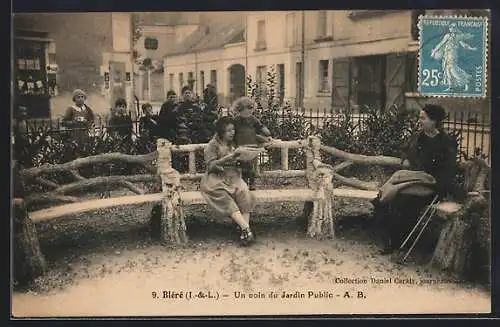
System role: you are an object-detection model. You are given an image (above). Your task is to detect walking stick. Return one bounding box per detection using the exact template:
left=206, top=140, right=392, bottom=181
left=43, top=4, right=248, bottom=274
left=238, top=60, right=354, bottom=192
left=400, top=202, right=439, bottom=263
left=399, top=194, right=439, bottom=250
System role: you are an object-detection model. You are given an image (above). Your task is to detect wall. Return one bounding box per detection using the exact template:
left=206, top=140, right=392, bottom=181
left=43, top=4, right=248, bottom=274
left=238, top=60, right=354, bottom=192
left=243, top=11, right=416, bottom=108
left=165, top=10, right=488, bottom=112
left=246, top=12, right=297, bottom=102
left=13, top=13, right=116, bottom=117
left=328, top=10, right=412, bottom=44
left=164, top=43, right=246, bottom=104
left=135, top=25, right=176, bottom=61
left=302, top=11, right=414, bottom=108
left=13, top=13, right=114, bottom=94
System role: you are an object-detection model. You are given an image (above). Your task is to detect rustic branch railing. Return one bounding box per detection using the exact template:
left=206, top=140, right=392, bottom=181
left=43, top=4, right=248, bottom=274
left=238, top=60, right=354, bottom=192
left=15, top=135, right=490, bottom=283
left=20, top=152, right=158, bottom=207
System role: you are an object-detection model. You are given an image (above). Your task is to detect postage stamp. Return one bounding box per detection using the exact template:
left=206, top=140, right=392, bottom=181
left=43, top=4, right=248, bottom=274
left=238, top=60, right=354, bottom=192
left=418, top=15, right=488, bottom=98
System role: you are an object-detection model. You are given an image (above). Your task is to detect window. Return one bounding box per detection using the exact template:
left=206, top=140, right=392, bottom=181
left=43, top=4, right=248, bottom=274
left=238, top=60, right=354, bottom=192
left=187, top=71, right=194, bottom=90
left=256, top=20, right=266, bottom=50
left=200, top=71, right=205, bottom=93
left=17, top=59, right=26, bottom=70
left=286, top=13, right=297, bottom=47
left=256, top=65, right=267, bottom=91
left=277, top=64, right=285, bottom=104
left=48, top=53, right=56, bottom=65
left=296, top=62, right=303, bottom=107
left=169, top=73, right=174, bottom=90
left=407, top=52, right=418, bottom=92
left=317, top=11, right=327, bottom=38
left=319, top=60, right=329, bottom=93
left=144, top=37, right=159, bottom=50
left=210, top=69, right=217, bottom=87
left=353, top=55, right=385, bottom=108
left=179, top=73, right=184, bottom=92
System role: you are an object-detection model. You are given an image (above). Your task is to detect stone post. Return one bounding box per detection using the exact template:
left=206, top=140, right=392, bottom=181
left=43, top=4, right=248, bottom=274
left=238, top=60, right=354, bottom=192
left=151, top=138, right=188, bottom=245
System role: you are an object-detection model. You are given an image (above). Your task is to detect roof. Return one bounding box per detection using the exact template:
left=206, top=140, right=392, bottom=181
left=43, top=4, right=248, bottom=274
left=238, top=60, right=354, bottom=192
left=134, top=12, right=202, bottom=26
left=165, top=14, right=245, bottom=57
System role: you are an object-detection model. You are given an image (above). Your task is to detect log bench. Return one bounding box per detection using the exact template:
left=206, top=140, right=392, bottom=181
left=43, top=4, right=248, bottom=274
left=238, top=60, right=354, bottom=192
left=26, top=136, right=466, bottom=239
left=17, top=135, right=487, bottom=285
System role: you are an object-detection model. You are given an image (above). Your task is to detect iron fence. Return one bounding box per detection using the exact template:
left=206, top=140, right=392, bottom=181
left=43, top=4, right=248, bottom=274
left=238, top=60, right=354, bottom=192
left=19, top=113, right=142, bottom=137
left=17, top=108, right=490, bottom=163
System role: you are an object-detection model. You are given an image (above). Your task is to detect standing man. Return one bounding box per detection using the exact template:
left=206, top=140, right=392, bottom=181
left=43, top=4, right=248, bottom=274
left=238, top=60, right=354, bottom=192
left=175, top=86, right=200, bottom=145
left=158, top=90, right=178, bottom=141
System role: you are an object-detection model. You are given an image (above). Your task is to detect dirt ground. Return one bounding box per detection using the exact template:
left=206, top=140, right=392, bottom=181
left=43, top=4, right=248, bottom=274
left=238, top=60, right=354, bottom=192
left=12, top=180, right=491, bottom=317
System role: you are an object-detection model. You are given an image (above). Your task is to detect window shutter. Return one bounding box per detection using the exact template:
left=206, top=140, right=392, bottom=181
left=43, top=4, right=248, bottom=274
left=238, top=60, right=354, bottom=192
left=330, top=58, right=351, bottom=111
left=385, top=53, right=407, bottom=109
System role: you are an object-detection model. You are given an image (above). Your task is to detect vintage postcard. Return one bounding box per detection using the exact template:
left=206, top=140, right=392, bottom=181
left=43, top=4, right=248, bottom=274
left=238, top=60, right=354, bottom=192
left=11, top=10, right=491, bottom=317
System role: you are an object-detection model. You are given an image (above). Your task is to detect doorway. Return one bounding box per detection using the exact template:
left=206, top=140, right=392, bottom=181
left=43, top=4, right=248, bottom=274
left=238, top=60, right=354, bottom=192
left=228, top=64, right=246, bottom=103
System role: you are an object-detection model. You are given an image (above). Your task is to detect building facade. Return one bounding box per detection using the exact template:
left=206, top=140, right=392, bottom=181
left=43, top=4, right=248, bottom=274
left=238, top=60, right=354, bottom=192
left=163, top=13, right=246, bottom=105
left=13, top=13, right=114, bottom=94
left=13, top=13, right=137, bottom=118
left=162, top=10, right=420, bottom=110
left=134, top=23, right=200, bottom=104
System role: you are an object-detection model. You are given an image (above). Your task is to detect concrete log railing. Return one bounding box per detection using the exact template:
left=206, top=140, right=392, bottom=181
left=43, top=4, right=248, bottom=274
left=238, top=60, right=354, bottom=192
left=156, top=136, right=344, bottom=241
left=15, top=135, right=489, bottom=284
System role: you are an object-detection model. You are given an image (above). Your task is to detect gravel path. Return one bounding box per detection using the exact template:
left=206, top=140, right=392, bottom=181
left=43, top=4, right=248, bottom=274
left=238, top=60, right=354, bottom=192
left=12, top=197, right=491, bottom=317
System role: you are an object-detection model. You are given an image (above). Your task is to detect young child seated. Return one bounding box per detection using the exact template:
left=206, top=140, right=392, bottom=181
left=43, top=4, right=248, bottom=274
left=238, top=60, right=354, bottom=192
left=232, top=97, right=272, bottom=190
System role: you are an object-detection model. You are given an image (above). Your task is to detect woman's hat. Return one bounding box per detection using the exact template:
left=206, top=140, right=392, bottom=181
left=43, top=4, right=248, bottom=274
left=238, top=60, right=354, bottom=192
left=423, top=104, right=446, bottom=123
left=72, top=89, right=87, bottom=101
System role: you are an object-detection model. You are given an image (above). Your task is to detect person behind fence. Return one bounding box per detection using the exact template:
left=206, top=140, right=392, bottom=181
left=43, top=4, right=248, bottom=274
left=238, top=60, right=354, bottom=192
left=62, top=89, right=95, bottom=144
left=139, top=102, right=159, bottom=144
left=174, top=85, right=200, bottom=144
left=12, top=106, right=30, bottom=167
left=372, top=104, right=458, bottom=255
left=200, top=116, right=256, bottom=246
left=108, top=98, right=133, bottom=141
left=232, top=96, right=273, bottom=191
left=157, top=90, right=178, bottom=141
left=199, top=84, right=219, bottom=142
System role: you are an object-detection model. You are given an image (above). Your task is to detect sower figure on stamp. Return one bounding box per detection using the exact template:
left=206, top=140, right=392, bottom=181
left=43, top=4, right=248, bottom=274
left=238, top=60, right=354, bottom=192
left=372, top=104, right=458, bottom=255
left=431, top=23, right=477, bottom=92
left=231, top=97, right=273, bottom=191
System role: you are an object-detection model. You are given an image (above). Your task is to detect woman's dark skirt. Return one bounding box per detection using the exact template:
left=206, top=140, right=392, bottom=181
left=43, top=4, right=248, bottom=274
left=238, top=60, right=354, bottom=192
left=375, top=193, right=436, bottom=252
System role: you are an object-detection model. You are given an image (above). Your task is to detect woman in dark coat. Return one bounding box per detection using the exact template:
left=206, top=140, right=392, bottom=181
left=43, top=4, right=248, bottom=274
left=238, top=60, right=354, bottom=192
left=374, top=104, right=458, bottom=254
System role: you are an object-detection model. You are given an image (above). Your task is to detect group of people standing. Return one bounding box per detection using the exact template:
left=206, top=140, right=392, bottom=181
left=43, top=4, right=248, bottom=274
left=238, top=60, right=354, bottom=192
left=61, top=89, right=134, bottom=145
left=139, top=84, right=220, bottom=146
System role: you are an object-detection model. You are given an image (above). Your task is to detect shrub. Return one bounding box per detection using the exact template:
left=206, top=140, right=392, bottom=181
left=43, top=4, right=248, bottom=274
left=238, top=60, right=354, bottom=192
left=356, top=104, right=420, bottom=157
left=247, top=67, right=313, bottom=170
left=320, top=105, right=364, bottom=157
left=18, top=126, right=155, bottom=195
